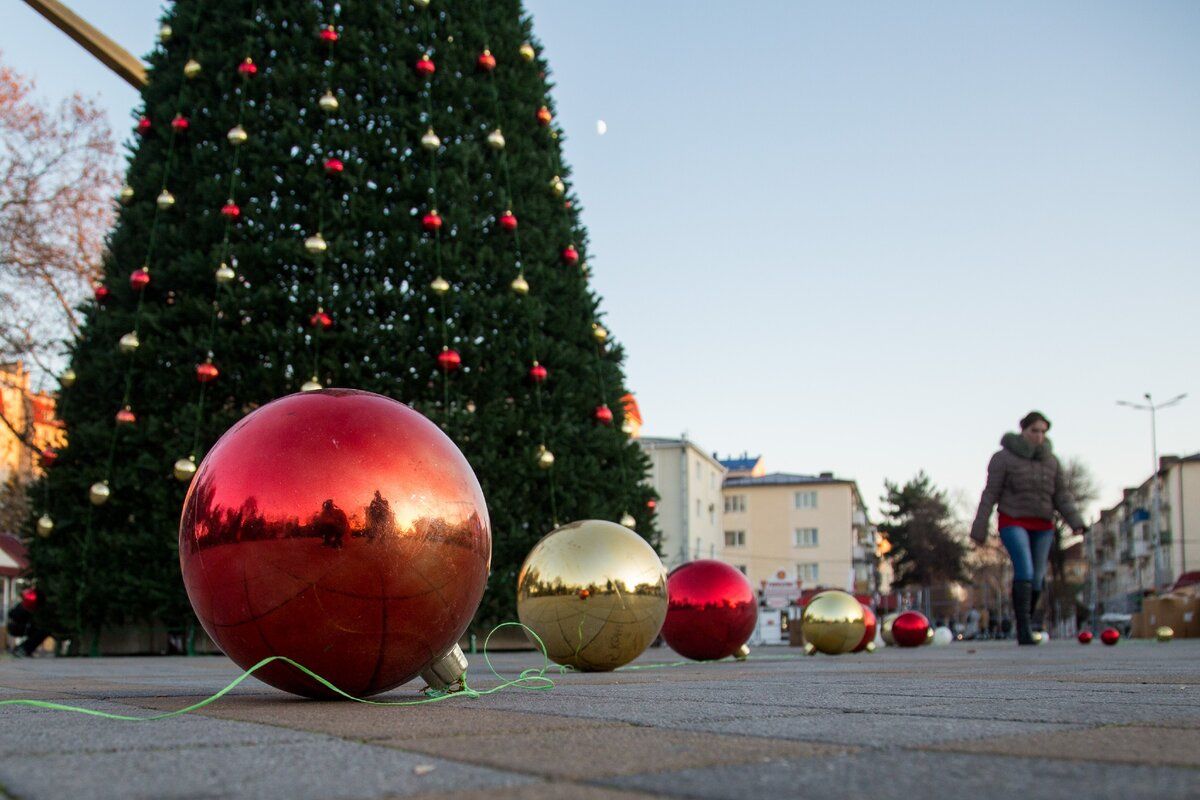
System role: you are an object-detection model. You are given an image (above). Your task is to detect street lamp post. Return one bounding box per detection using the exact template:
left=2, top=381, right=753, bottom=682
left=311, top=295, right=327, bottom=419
left=1117, top=392, right=1187, bottom=592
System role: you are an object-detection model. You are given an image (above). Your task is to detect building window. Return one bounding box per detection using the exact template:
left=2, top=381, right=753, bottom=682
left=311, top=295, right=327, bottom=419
left=724, top=530, right=746, bottom=547
left=695, top=498, right=701, bottom=517
left=796, top=563, right=819, bottom=583
left=794, top=491, right=817, bottom=509
left=736, top=565, right=748, bottom=575
left=794, top=528, right=819, bottom=548
left=724, top=494, right=746, bottom=513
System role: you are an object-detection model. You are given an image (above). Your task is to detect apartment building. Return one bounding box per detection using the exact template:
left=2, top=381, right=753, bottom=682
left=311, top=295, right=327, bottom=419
left=638, top=436, right=727, bottom=570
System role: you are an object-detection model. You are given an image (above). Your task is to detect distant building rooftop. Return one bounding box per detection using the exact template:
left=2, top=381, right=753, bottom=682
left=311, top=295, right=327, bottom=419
left=724, top=471, right=848, bottom=488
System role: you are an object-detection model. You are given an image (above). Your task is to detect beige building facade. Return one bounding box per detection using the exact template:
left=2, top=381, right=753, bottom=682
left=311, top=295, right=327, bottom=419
left=639, top=437, right=727, bottom=570
left=719, top=472, right=878, bottom=593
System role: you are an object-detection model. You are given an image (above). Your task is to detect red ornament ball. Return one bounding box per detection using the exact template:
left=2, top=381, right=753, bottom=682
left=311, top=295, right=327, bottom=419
left=593, top=404, right=614, bottom=425
left=171, top=114, right=190, bottom=132
left=319, top=25, right=339, bottom=43
left=1078, top=630, right=1094, bottom=645
left=129, top=269, right=151, bottom=291
left=324, top=157, right=344, bottom=175
left=40, top=448, right=58, bottom=467
left=560, top=245, right=579, bottom=266
left=180, top=389, right=491, bottom=698
left=498, top=211, right=518, bottom=231
left=528, top=363, right=547, bottom=383
left=660, top=559, right=757, bottom=661
left=94, top=285, right=110, bottom=303
left=1100, top=627, right=1120, bottom=646
left=477, top=50, right=496, bottom=72
left=115, top=408, right=137, bottom=425
left=891, top=610, right=930, bottom=647
left=415, top=54, right=435, bottom=78
left=647, top=499, right=657, bottom=510
left=854, top=604, right=878, bottom=652
left=237, top=57, right=258, bottom=77
left=437, top=348, right=462, bottom=372
left=309, top=311, right=333, bottom=330
left=136, top=116, right=152, bottom=135
left=196, top=362, right=220, bottom=383
left=220, top=201, right=241, bottom=219
left=535, top=105, right=552, bottom=126
left=421, top=211, right=443, bottom=232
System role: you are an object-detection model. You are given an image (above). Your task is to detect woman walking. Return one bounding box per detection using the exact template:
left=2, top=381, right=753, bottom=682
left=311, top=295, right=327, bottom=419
left=971, top=411, right=1086, bottom=645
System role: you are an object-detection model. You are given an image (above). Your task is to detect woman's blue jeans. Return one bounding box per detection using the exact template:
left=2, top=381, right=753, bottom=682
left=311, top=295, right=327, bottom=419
left=1000, top=526, right=1054, bottom=588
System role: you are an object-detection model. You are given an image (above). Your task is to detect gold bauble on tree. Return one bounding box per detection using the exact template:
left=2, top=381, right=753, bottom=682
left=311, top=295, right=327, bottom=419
left=89, top=481, right=110, bottom=506
left=549, top=175, right=565, bottom=197
left=510, top=274, right=529, bottom=295
left=420, top=127, right=441, bottom=151
left=183, top=58, right=201, bottom=78
left=158, top=23, right=173, bottom=43
left=592, top=323, right=608, bottom=343
left=215, top=262, right=236, bottom=283
left=536, top=444, right=555, bottom=469
left=519, top=42, right=535, bottom=61
left=227, top=125, right=248, bottom=146
left=304, top=233, right=327, bottom=255
left=118, top=185, right=135, bottom=205
left=430, top=276, right=450, bottom=296
left=319, top=90, right=339, bottom=112
left=157, top=189, right=176, bottom=210
left=61, top=369, right=76, bottom=388
left=801, top=590, right=868, bottom=655
left=486, top=128, right=506, bottom=151
left=36, top=514, right=54, bottom=537
left=517, top=519, right=668, bottom=671
left=173, top=457, right=197, bottom=482
left=301, top=377, right=323, bottom=392
left=118, top=332, right=140, bottom=354
left=1156, top=625, right=1175, bottom=643
left=619, top=512, right=637, bottom=529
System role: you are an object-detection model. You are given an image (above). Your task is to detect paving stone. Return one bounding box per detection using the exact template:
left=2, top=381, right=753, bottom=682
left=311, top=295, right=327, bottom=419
left=929, top=724, right=1200, bottom=766
left=401, top=781, right=663, bottom=799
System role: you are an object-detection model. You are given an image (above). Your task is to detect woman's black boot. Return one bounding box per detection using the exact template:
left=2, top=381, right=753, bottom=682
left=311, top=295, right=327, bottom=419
left=1030, top=586, right=1043, bottom=632
left=1012, top=580, right=1036, bottom=645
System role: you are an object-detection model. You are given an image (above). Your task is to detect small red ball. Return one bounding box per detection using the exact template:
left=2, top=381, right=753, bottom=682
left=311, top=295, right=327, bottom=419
left=136, top=116, right=152, bottom=135
left=309, top=311, right=333, bottom=330
left=129, top=269, right=151, bottom=291
left=1100, top=627, right=1120, bottom=646
left=415, top=55, right=435, bottom=78
left=528, top=363, right=547, bottom=383
left=324, top=157, right=344, bottom=175
left=40, top=448, right=58, bottom=467
left=1078, top=630, right=1094, bottom=644
left=854, top=605, right=878, bottom=652
left=220, top=202, right=241, bottom=219
left=437, top=348, right=462, bottom=372
left=892, top=611, right=930, bottom=647
left=535, top=105, right=552, bottom=126
left=661, top=560, right=757, bottom=661
left=196, top=363, right=220, bottom=383
left=498, top=211, right=518, bottom=231
left=477, top=50, right=496, bottom=72
left=319, top=25, right=339, bottom=43
left=237, top=58, right=258, bottom=77
left=115, top=408, right=137, bottom=425
left=647, top=499, right=657, bottom=510
left=422, top=211, right=443, bottom=232
left=94, top=285, right=110, bottom=303
left=593, top=404, right=613, bottom=425
left=171, top=114, right=189, bottom=132
left=560, top=245, right=579, bottom=266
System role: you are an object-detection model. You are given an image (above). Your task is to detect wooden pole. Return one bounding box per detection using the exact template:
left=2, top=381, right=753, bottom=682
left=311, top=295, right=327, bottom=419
left=21, top=0, right=148, bottom=89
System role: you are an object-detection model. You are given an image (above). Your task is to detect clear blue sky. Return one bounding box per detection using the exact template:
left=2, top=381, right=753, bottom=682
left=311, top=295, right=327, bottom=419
left=6, top=0, right=1198, bottom=519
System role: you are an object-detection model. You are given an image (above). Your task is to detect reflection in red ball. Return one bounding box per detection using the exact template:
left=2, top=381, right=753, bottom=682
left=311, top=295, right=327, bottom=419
left=1078, top=630, right=1094, bottom=645
left=179, top=389, right=491, bottom=698
left=660, top=560, right=757, bottom=661
left=1100, top=627, right=1120, bottom=646
left=854, top=604, right=877, bottom=652
left=891, top=611, right=930, bottom=648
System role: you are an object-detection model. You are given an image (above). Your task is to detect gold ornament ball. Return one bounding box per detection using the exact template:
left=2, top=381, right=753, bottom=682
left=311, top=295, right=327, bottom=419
left=804, top=642, right=817, bottom=656
left=305, top=233, right=327, bottom=255
left=157, top=190, right=176, bottom=210
left=880, top=612, right=899, bottom=646
left=511, top=275, right=530, bottom=295
left=319, top=90, right=339, bottom=112
left=89, top=481, right=111, bottom=506
left=801, top=589, right=867, bottom=655
left=61, top=369, right=77, bottom=388
left=183, top=58, right=202, bottom=79
left=36, top=514, right=54, bottom=537
left=486, top=128, right=506, bottom=151
left=173, top=457, right=197, bottom=482
left=119, top=185, right=135, bottom=205
left=536, top=445, right=555, bottom=470
left=413, top=0, right=430, bottom=8
left=118, top=332, right=140, bottom=354
left=865, top=641, right=877, bottom=653
left=592, top=324, right=608, bottom=343
left=421, top=127, right=441, bottom=151
left=301, top=377, right=323, bottom=392
left=549, top=175, right=566, bottom=197
left=924, top=626, right=935, bottom=645
left=1156, top=626, right=1175, bottom=643
left=430, top=276, right=450, bottom=296
left=619, top=512, right=636, bottom=529
left=215, top=262, right=236, bottom=283
left=227, top=125, right=248, bottom=146
left=519, top=42, right=536, bottom=62
left=517, top=519, right=667, bottom=671
left=158, top=23, right=173, bottom=43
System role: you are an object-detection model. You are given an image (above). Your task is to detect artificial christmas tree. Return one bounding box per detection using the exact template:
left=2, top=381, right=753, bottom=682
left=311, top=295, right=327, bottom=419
left=29, top=0, right=656, bottom=648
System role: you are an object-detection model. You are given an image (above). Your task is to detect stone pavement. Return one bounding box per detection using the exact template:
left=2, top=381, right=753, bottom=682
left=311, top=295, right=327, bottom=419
left=0, top=640, right=1198, bottom=799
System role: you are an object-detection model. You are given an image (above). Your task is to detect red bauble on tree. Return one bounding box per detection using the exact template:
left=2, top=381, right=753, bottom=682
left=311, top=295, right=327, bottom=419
left=854, top=604, right=878, bottom=652
left=1078, top=630, right=1094, bottom=644
left=647, top=499, right=657, bottom=511
left=528, top=362, right=547, bottom=383
left=437, top=348, right=462, bottom=373
left=319, top=25, right=339, bottom=43
left=171, top=114, right=190, bottom=133
left=477, top=49, right=496, bottom=72
left=560, top=245, right=579, bottom=266
left=40, top=448, right=58, bottom=467
left=129, top=268, right=151, bottom=291
left=324, top=157, right=344, bottom=175
left=220, top=201, right=241, bottom=220
left=498, top=210, right=518, bottom=231
left=309, top=310, right=333, bottom=330
left=421, top=210, right=443, bottom=232
left=115, top=407, right=137, bottom=425
left=135, top=116, right=152, bottom=135
left=593, top=404, right=614, bottom=425
left=535, top=105, right=552, bottom=126
left=94, top=285, right=110, bottom=303
left=415, top=54, right=435, bottom=78
left=891, top=611, right=930, bottom=647
left=196, top=362, right=220, bottom=383
left=1100, top=627, right=1120, bottom=646
left=237, top=57, right=258, bottom=77
left=660, top=560, right=757, bottom=661
left=179, top=390, right=491, bottom=698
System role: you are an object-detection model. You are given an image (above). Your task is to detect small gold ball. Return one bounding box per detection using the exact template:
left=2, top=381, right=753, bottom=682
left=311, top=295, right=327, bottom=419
left=413, top=0, right=431, bottom=8
left=591, top=323, right=608, bottom=343
left=1156, top=625, right=1175, bottom=643
left=118, top=185, right=135, bottom=204
left=183, top=58, right=202, bottom=79
left=301, top=377, right=323, bottom=392
left=420, top=127, right=441, bottom=150
left=865, top=641, right=877, bottom=653
left=486, top=128, right=506, bottom=151
left=319, top=90, right=339, bottom=112
left=37, top=514, right=54, bottom=537
left=619, top=512, right=636, bottom=529
left=734, top=644, right=750, bottom=661
left=157, top=189, right=176, bottom=210
left=430, top=276, right=450, bottom=295
left=118, top=332, right=140, bottom=354
left=536, top=445, right=555, bottom=469
left=173, top=457, right=197, bottom=482
left=227, top=125, right=248, bottom=146
left=519, top=42, right=536, bottom=62
left=804, top=642, right=817, bottom=656
left=511, top=275, right=530, bottom=295
left=158, top=24, right=173, bottom=43
left=89, top=481, right=111, bottom=506
left=215, top=263, right=236, bottom=283
left=61, top=369, right=77, bottom=388
left=304, top=233, right=327, bottom=255
left=549, top=175, right=566, bottom=197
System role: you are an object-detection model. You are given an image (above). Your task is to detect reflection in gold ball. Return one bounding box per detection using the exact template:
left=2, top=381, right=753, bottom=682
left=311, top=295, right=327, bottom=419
left=880, top=612, right=899, bottom=646
left=516, top=519, right=667, bottom=671
left=1156, top=626, right=1174, bottom=643
left=801, top=590, right=867, bottom=655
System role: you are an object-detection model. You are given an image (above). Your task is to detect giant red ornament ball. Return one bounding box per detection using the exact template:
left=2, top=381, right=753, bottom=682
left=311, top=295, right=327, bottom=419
left=1077, top=630, right=1094, bottom=644
left=660, top=559, right=757, bottom=661
left=891, top=610, right=930, bottom=647
left=129, top=269, right=151, bottom=291
left=1100, top=627, right=1120, bottom=646
left=854, top=604, right=878, bottom=652
left=179, top=390, right=491, bottom=698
